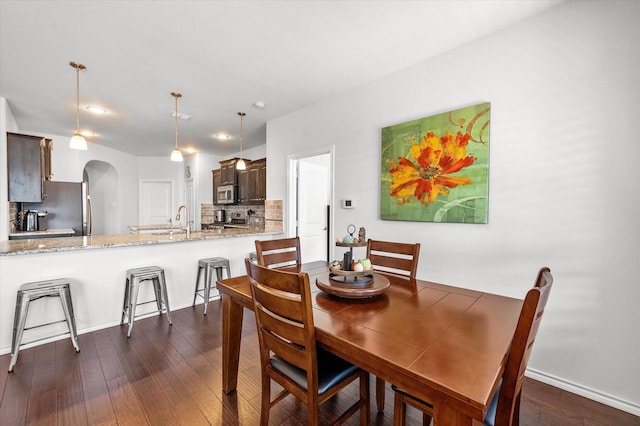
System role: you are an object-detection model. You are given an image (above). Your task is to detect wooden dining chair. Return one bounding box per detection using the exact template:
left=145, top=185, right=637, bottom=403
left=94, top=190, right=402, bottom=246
left=366, top=239, right=421, bottom=280
left=366, top=239, right=421, bottom=412
left=255, top=236, right=302, bottom=269
left=392, top=266, right=554, bottom=426
left=244, top=258, right=370, bottom=426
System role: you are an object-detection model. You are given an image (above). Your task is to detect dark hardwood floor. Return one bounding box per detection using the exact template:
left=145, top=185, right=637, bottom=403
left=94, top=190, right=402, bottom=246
left=0, top=301, right=637, bottom=425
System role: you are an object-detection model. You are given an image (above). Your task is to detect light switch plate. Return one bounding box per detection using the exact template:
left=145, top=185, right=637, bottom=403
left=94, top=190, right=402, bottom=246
left=341, top=199, right=354, bottom=209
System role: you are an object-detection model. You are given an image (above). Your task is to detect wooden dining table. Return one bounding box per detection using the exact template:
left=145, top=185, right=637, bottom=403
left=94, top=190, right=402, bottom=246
left=216, top=261, right=523, bottom=426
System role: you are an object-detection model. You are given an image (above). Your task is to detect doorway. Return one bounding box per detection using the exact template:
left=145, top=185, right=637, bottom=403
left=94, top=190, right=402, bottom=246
left=84, top=160, right=119, bottom=235
left=288, top=148, right=333, bottom=263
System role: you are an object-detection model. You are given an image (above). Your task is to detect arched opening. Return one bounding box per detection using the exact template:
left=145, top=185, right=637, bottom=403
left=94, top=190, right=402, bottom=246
left=84, top=160, right=119, bottom=235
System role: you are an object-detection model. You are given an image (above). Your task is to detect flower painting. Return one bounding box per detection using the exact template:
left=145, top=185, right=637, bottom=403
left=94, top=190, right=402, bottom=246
left=381, top=103, right=490, bottom=224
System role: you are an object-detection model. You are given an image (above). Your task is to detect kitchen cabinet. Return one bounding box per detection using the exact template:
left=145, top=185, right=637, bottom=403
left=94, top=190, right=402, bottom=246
left=7, top=132, right=53, bottom=202
left=237, top=168, right=249, bottom=203
left=219, top=158, right=248, bottom=185
left=213, top=158, right=265, bottom=205
left=212, top=169, right=221, bottom=205
left=249, top=158, right=267, bottom=202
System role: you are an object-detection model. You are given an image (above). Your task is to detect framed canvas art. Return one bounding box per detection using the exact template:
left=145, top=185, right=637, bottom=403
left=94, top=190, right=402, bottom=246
left=381, top=102, right=490, bottom=224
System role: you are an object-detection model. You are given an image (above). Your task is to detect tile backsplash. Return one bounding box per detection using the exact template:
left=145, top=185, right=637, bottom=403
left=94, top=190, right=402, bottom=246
left=201, top=203, right=279, bottom=228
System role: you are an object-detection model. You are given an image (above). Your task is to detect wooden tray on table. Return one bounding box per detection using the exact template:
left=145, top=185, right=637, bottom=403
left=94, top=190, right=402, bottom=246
left=317, top=267, right=390, bottom=299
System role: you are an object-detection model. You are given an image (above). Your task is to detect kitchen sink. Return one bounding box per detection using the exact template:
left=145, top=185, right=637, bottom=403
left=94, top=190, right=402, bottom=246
left=150, top=228, right=186, bottom=235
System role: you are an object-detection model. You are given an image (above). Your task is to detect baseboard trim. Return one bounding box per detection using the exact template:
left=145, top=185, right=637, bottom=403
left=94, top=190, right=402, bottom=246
left=526, top=368, right=640, bottom=417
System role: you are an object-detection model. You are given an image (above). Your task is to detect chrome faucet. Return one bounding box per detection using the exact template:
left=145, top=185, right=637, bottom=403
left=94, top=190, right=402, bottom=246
left=175, top=205, right=190, bottom=238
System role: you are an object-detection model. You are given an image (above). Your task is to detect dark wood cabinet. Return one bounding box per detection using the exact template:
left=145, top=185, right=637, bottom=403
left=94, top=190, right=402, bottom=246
left=213, top=157, right=266, bottom=205
left=237, top=168, right=249, bottom=203
left=219, top=159, right=237, bottom=185
left=212, top=169, right=221, bottom=205
left=7, top=132, right=53, bottom=202
left=219, top=158, right=249, bottom=185
left=248, top=158, right=266, bottom=202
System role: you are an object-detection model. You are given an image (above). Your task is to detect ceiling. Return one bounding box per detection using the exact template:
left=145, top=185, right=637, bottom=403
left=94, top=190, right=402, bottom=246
left=0, top=1, right=563, bottom=158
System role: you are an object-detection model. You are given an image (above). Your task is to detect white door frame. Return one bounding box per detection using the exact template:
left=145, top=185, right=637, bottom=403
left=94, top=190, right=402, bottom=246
left=287, top=145, right=334, bottom=260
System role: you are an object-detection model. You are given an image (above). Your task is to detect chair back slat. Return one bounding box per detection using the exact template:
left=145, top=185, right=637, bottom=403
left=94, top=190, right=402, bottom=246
left=255, top=237, right=302, bottom=269
left=495, top=267, right=553, bottom=426
left=366, top=239, right=420, bottom=280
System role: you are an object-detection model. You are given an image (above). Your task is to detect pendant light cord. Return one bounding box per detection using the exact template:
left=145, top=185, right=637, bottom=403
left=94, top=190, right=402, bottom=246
left=238, top=112, right=246, bottom=155
left=175, top=94, right=179, bottom=149
left=172, top=92, right=182, bottom=150
left=75, top=65, right=80, bottom=133
left=70, top=62, right=86, bottom=134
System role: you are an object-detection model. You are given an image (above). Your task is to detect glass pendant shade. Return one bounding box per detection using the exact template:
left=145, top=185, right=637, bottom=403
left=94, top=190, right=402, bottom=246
left=170, top=148, right=183, bottom=162
left=236, top=158, right=246, bottom=170
left=70, top=133, right=88, bottom=150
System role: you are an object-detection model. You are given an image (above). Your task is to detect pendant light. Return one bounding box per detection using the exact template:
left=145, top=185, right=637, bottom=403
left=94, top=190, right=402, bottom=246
left=170, top=92, right=184, bottom=162
left=69, top=62, right=87, bottom=150
left=236, top=112, right=247, bottom=170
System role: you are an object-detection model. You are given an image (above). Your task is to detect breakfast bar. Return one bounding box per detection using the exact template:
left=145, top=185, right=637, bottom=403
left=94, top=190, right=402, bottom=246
left=0, top=227, right=279, bottom=355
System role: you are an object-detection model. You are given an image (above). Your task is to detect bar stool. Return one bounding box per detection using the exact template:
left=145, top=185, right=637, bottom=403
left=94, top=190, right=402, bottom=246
left=193, top=257, right=230, bottom=315
left=9, top=278, right=80, bottom=372
left=121, top=266, right=172, bottom=337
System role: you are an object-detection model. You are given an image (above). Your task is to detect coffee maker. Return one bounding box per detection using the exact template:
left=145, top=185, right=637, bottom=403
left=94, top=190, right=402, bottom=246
left=20, top=210, right=47, bottom=232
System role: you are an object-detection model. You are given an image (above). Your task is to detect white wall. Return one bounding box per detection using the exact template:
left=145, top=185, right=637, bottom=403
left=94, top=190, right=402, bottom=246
left=267, top=1, right=639, bottom=414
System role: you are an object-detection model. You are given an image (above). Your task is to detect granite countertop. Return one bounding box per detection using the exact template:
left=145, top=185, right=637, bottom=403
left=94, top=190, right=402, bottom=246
left=0, top=226, right=273, bottom=256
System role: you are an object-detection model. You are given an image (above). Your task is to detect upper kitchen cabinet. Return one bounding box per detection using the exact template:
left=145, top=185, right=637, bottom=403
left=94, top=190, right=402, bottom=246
left=219, top=158, right=248, bottom=185
left=212, top=158, right=266, bottom=205
left=212, top=169, right=221, bottom=206
left=248, top=158, right=266, bottom=202
left=7, top=132, right=53, bottom=202
left=237, top=167, right=249, bottom=203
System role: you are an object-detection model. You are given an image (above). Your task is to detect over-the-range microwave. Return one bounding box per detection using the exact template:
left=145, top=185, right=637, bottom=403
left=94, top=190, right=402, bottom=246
left=217, top=184, right=236, bottom=204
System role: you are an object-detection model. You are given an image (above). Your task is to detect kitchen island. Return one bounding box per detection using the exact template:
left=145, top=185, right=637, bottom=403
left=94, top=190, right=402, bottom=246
left=0, top=227, right=280, bottom=355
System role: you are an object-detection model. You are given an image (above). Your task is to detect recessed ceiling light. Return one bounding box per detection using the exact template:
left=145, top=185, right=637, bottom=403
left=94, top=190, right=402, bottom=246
left=252, top=101, right=265, bottom=110
left=86, top=106, right=107, bottom=114
left=214, top=133, right=231, bottom=140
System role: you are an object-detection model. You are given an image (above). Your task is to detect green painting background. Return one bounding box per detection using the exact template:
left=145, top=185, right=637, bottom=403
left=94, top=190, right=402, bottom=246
left=380, top=102, right=490, bottom=224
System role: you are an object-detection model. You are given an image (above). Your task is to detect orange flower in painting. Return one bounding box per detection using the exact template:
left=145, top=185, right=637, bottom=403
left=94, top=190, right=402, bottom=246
left=388, top=131, right=476, bottom=205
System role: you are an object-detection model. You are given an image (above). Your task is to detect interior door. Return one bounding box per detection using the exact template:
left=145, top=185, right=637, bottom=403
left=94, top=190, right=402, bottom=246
left=298, top=155, right=330, bottom=263
left=139, top=180, right=173, bottom=226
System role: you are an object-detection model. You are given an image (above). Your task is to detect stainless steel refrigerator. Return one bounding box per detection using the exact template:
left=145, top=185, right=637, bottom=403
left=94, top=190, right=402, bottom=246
left=23, top=181, right=92, bottom=236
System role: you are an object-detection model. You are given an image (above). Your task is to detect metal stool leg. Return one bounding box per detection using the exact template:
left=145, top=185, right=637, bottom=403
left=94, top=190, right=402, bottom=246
left=193, top=265, right=203, bottom=306
left=158, top=270, right=172, bottom=325
left=58, top=285, right=80, bottom=353
left=203, top=265, right=212, bottom=315
left=127, top=276, right=141, bottom=337
left=151, top=277, right=163, bottom=313
left=121, top=277, right=130, bottom=325
left=9, top=293, right=30, bottom=372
